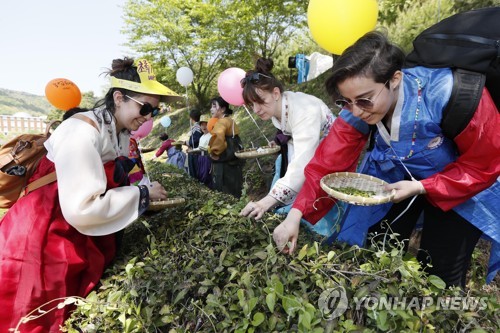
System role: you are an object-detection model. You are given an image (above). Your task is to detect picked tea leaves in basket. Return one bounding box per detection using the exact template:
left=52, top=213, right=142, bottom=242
left=147, top=197, right=186, bottom=211
left=320, top=172, right=396, bottom=206
left=235, top=146, right=280, bottom=159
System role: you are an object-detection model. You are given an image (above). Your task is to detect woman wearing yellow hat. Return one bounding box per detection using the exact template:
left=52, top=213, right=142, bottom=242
left=0, top=57, right=181, bottom=332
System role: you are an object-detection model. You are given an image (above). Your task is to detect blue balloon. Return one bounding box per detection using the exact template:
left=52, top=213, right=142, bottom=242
left=160, top=116, right=171, bottom=128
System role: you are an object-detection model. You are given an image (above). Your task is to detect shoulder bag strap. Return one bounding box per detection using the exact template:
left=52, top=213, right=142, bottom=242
left=21, top=115, right=100, bottom=198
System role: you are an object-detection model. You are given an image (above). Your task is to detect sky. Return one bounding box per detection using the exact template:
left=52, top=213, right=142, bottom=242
left=0, top=0, right=133, bottom=97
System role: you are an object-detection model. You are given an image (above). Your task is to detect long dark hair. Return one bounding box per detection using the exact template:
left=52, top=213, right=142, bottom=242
left=242, top=57, right=284, bottom=105
left=325, top=31, right=405, bottom=102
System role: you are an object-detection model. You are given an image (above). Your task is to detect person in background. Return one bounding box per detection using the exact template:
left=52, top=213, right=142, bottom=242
left=186, top=109, right=202, bottom=179
left=208, top=96, right=244, bottom=198
left=239, top=58, right=337, bottom=237
left=128, top=136, right=147, bottom=184
left=207, top=116, right=219, bottom=133
left=273, top=31, right=499, bottom=288
left=0, top=57, right=175, bottom=332
left=196, top=114, right=213, bottom=188
left=152, top=133, right=186, bottom=172
left=62, top=107, right=89, bottom=120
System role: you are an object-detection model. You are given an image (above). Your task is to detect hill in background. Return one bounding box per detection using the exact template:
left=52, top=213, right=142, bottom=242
left=0, top=88, right=52, bottom=117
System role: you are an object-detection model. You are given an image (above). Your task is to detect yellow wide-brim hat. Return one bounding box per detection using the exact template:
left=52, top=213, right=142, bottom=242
left=110, top=59, right=183, bottom=103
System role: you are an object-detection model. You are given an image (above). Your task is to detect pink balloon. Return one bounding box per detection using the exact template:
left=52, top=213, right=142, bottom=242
left=131, top=119, right=154, bottom=140
left=217, top=67, right=246, bottom=106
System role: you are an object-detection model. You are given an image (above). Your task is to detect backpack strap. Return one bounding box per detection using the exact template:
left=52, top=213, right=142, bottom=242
left=442, top=69, right=485, bottom=139
left=71, top=114, right=100, bottom=132
left=20, top=171, right=57, bottom=198
left=0, top=151, right=15, bottom=169
left=19, top=115, right=99, bottom=198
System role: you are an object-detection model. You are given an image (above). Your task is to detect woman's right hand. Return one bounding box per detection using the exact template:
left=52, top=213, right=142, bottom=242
left=273, top=208, right=302, bottom=254
left=239, top=195, right=278, bottom=220
left=148, top=181, right=168, bottom=201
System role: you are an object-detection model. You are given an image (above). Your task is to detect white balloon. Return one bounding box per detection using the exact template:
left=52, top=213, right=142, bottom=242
left=160, top=115, right=172, bottom=128
left=176, top=67, right=194, bottom=87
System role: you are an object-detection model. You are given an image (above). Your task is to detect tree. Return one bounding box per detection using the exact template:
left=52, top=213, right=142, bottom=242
left=382, top=0, right=500, bottom=52
left=45, top=91, right=97, bottom=121
left=122, top=0, right=308, bottom=109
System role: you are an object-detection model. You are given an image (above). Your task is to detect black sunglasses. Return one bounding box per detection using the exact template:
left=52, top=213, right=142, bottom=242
left=240, top=72, right=272, bottom=88
left=125, top=95, right=161, bottom=117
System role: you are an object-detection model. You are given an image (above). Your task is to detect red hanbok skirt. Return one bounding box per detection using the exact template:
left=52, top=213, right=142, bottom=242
left=0, top=157, right=118, bottom=332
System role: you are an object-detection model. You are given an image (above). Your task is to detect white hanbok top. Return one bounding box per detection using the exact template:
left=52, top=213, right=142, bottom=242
left=44, top=109, right=142, bottom=236
left=198, top=132, right=211, bottom=151
left=269, top=91, right=336, bottom=205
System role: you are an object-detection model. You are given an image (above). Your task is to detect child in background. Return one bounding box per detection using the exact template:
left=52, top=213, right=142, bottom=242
left=128, top=137, right=147, bottom=184
left=197, top=114, right=213, bottom=188
left=186, top=109, right=202, bottom=178
left=153, top=133, right=186, bottom=172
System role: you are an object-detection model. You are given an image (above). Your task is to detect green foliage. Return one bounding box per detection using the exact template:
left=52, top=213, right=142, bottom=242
left=0, top=89, right=98, bottom=122
left=62, top=163, right=498, bottom=332
left=382, top=0, right=500, bottom=52
left=45, top=91, right=99, bottom=122
left=0, top=88, right=52, bottom=117
left=384, top=0, right=456, bottom=52
left=122, top=0, right=310, bottom=109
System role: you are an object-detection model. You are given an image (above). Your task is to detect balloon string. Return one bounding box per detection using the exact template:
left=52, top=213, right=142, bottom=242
left=242, top=105, right=271, bottom=144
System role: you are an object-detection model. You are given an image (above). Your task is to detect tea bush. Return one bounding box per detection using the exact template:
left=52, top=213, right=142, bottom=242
left=59, top=162, right=498, bottom=332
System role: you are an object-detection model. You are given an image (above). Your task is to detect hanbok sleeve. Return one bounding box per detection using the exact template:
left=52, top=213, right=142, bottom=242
left=155, top=140, right=171, bottom=157
left=209, top=118, right=230, bottom=156
left=421, top=88, right=500, bottom=210
left=269, top=107, right=322, bottom=205
left=292, top=117, right=368, bottom=223
left=46, top=119, right=142, bottom=236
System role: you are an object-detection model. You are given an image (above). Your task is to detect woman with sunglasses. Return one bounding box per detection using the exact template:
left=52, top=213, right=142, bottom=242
left=239, top=58, right=337, bottom=237
left=273, top=31, right=499, bottom=288
left=0, top=57, right=180, bottom=332
left=208, top=96, right=245, bottom=198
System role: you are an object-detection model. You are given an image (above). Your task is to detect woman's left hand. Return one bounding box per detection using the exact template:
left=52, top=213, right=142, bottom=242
left=385, top=180, right=425, bottom=203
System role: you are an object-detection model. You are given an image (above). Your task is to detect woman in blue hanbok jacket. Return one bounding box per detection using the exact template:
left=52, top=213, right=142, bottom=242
left=273, top=31, right=499, bottom=288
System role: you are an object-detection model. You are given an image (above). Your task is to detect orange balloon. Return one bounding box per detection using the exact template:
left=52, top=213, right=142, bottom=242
left=45, top=78, right=82, bottom=111
left=207, top=117, right=219, bottom=133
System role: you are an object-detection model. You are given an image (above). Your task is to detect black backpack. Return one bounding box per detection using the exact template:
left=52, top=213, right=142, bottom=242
left=404, top=7, right=500, bottom=139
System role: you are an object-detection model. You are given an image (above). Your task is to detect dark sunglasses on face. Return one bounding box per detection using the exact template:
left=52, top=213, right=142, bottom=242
left=240, top=72, right=272, bottom=88
left=335, top=80, right=389, bottom=111
left=125, top=95, right=161, bottom=117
